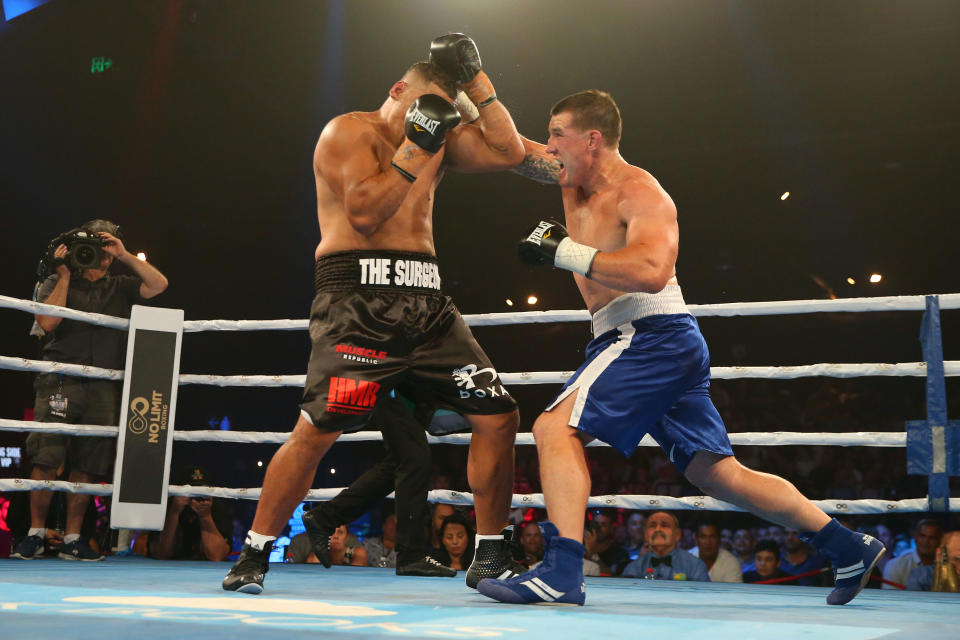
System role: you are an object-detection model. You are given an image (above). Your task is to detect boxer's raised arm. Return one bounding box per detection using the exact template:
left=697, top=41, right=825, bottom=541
left=316, top=114, right=444, bottom=236
left=509, top=136, right=561, bottom=184
left=444, top=72, right=525, bottom=173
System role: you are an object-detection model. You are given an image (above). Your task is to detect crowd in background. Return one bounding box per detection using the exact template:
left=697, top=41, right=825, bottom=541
left=3, top=377, right=958, bottom=593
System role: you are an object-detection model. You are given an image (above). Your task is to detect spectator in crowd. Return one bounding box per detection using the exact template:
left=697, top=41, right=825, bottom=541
left=584, top=509, right=630, bottom=576
left=767, top=525, right=787, bottom=549
left=287, top=524, right=367, bottom=566
left=743, top=540, right=791, bottom=584
left=519, top=520, right=544, bottom=568
left=733, top=528, right=756, bottom=570
left=691, top=522, right=742, bottom=583
left=430, top=513, right=474, bottom=571
left=133, top=465, right=232, bottom=561
left=907, top=531, right=960, bottom=591
left=882, top=519, right=942, bottom=589
left=430, top=503, right=456, bottom=553
left=12, top=220, right=168, bottom=562
left=780, top=529, right=828, bottom=587
left=364, top=510, right=398, bottom=568
left=624, top=511, right=647, bottom=562
left=621, top=511, right=709, bottom=581
left=720, top=528, right=733, bottom=552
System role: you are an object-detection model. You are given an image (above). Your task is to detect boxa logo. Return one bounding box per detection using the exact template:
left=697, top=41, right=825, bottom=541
left=452, top=364, right=510, bottom=399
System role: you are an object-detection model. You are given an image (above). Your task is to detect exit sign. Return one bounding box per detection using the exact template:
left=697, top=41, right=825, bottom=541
left=91, top=57, right=113, bottom=74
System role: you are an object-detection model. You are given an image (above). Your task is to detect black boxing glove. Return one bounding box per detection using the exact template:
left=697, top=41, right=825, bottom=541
left=392, top=94, right=461, bottom=182
left=429, top=33, right=481, bottom=84
left=404, top=94, right=461, bottom=153
left=518, top=219, right=599, bottom=277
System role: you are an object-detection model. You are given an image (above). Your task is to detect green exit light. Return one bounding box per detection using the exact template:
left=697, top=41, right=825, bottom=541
left=90, top=57, right=113, bottom=74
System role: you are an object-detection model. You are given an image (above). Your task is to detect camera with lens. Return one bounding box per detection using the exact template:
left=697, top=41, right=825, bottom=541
left=36, top=228, right=106, bottom=281
left=61, top=229, right=108, bottom=270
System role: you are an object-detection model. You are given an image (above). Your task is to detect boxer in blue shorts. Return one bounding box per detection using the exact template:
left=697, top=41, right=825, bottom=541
left=477, top=90, right=885, bottom=607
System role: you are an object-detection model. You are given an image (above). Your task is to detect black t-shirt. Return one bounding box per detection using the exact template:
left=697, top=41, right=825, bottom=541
left=37, top=273, right=143, bottom=369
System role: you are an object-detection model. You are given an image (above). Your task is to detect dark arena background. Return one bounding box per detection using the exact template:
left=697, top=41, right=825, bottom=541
left=1, top=2, right=959, bottom=638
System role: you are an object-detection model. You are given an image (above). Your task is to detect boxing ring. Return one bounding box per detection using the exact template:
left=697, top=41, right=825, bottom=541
left=2, top=291, right=959, bottom=639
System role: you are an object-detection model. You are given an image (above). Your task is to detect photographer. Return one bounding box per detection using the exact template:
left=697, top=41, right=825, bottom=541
left=133, top=465, right=232, bottom=561
left=11, top=220, right=168, bottom=561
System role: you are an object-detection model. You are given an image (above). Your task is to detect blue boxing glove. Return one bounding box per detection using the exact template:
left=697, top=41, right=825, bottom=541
left=517, top=219, right=599, bottom=277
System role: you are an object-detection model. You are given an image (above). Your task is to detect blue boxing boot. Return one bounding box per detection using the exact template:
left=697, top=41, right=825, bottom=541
left=802, top=518, right=886, bottom=605
left=477, top=534, right=585, bottom=606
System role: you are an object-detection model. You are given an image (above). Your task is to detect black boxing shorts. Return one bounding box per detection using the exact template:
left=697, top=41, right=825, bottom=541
left=299, top=250, right=517, bottom=433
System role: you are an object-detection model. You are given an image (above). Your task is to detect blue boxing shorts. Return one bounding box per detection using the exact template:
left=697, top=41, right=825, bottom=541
left=545, top=289, right=733, bottom=472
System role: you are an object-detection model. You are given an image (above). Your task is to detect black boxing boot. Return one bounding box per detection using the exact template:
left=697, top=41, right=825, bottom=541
left=396, top=555, right=457, bottom=578
left=465, top=526, right=527, bottom=589
left=222, top=539, right=273, bottom=594
left=301, top=505, right=336, bottom=568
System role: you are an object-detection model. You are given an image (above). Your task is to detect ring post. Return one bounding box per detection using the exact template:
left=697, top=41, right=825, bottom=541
left=111, top=305, right=184, bottom=529
left=906, top=296, right=958, bottom=512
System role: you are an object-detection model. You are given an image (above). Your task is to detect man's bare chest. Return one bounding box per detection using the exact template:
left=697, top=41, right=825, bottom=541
left=563, top=197, right=625, bottom=252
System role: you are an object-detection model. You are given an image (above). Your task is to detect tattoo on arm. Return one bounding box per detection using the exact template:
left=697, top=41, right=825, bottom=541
left=510, top=153, right=561, bottom=184
left=399, top=143, right=429, bottom=162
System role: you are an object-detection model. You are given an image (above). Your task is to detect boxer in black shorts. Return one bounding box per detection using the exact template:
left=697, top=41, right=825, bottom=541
left=224, top=35, right=527, bottom=594
left=301, top=251, right=515, bottom=429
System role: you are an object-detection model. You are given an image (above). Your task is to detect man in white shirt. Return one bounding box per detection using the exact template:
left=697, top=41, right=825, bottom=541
left=882, top=519, right=942, bottom=589
left=691, top=522, right=742, bottom=583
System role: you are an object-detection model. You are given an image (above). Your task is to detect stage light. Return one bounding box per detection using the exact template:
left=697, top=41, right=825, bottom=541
left=780, top=191, right=790, bottom=201
left=869, top=273, right=882, bottom=284
left=136, top=252, right=146, bottom=261
left=846, top=277, right=855, bottom=285
left=505, top=299, right=514, bottom=307
left=527, top=295, right=538, bottom=305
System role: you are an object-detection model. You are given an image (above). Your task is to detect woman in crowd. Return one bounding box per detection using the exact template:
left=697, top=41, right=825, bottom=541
left=430, top=513, right=474, bottom=571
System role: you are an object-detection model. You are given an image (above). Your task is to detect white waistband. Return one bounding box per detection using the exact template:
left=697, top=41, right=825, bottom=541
left=591, top=285, right=690, bottom=336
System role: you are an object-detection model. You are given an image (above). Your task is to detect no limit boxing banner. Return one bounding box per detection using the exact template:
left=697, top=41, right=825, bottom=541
left=111, top=306, right=183, bottom=530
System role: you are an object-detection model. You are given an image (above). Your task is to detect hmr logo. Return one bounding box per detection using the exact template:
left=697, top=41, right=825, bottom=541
left=326, top=377, right=380, bottom=415
left=451, top=364, right=510, bottom=399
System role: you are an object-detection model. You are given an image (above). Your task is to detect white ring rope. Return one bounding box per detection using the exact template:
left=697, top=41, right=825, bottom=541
left=0, top=480, right=953, bottom=514
left=3, top=292, right=960, bottom=332
left=3, top=355, right=959, bottom=387
left=2, top=291, right=954, bottom=516
left=0, top=418, right=908, bottom=447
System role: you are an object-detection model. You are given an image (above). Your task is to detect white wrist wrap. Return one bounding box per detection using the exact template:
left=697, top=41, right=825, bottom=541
left=554, top=236, right=599, bottom=277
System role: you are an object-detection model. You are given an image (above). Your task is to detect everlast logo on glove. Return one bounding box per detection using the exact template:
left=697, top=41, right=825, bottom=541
left=407, top=109, right=441, bottom=135
left=525, top=221, right=554, bottom=245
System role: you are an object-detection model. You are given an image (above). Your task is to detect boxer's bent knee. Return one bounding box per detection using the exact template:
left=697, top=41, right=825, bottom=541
left=289, top=413, right=342, bottom=452
left=685, top=451, right=740, bottom=495
left=532, top=392, right=579, bottom=442
left=466, top=410, right=519, bottom=437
